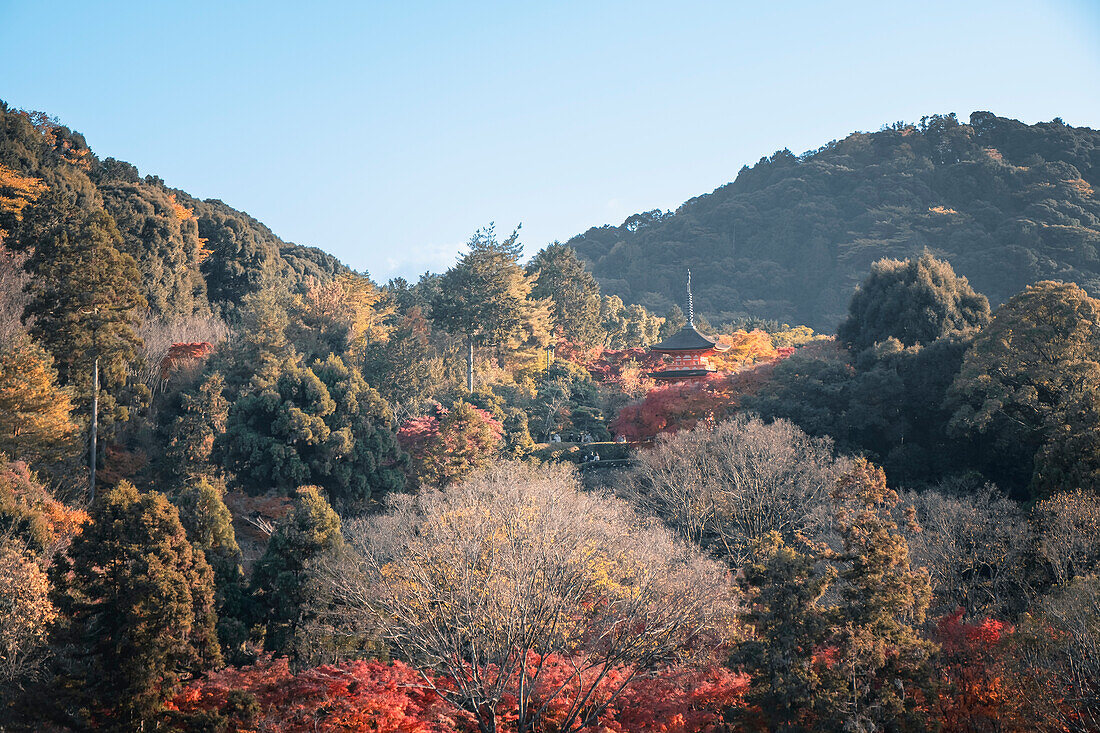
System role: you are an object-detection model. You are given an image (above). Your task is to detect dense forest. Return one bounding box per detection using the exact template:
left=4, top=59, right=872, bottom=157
left=568, top=112, right=1100, bottom=330
left=2, top=102, right=1100, bottom=732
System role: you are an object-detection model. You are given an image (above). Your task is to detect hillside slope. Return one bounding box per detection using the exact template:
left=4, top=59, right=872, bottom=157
left=567, top=112, right=1100, bottom=331
left=0, top=102, right=346, bottom=316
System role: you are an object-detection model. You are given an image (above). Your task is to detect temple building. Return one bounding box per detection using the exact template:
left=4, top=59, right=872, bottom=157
left=649, top=272, right=729, bottom=382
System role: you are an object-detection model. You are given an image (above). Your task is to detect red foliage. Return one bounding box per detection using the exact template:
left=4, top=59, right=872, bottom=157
left=398, top=401, right=504, bottom=486
left=160, top=341, right=214, bottom=379
left=611, top=365, right=778, bottom=441
left=932, top=610, right=1027, bottom=732
left=170, top=655, right=745, bottom=733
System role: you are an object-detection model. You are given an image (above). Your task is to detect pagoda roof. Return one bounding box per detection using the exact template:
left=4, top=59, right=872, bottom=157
left=650, top=325, right=730, bottom=353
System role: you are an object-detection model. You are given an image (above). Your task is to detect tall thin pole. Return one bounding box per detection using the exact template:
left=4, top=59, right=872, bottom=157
left=466, top=336, right=474, bottom=392
left=89, top=357, right=98, bottom=502
left=687, top=269, right=695, bottom=327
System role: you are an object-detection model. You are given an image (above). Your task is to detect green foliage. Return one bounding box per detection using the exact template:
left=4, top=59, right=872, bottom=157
left=837, top=252, right=990, bottom=352
left=249, top=486, right=344, bottom=666
left=23, top=208, right=147, bottom=415
left=51, top=481, right=221, bottom=729
left=570, top=113, right=1100, bottom=330
left=599, top=294, right=663, bottom=348
left=165, top=372, right=229, bottom=486
left=217, top=355, right=405, bottom=513
left=731, top=531, right=835, bottom=732
left=360, top=305, right=445, bottom=409
left=948, top=281, right=1100, bottom=496
left=528, top=242, right=602, bottom=344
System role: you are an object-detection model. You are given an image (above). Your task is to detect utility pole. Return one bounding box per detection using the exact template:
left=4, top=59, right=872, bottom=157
left=89, top=356, right=98, bottom=502
left=466, top=335, right=474, bottom=391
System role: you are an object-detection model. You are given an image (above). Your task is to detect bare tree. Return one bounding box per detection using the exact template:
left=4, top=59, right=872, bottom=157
left=902, top=481, right=1030, bottom=618
left=1010, top=575, right=1100, bottom=732
left=0, top=245, right=29, bottom=342
left=0, top=531, right=55, bottom=692
left=130, top=312, right=230, bottom=396
left=619, top=415, right=851, bottom=566
left=1033, top=489, right=1100, bottom=586
left=328, top=461, right=737, bottom=733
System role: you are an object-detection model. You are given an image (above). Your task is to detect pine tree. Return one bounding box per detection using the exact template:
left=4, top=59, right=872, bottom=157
left=249, top=486, right=344, bottom=666
left=527, top=242, right=602, bottom=344
left=432, top=225, right=551, bottom=390
left=51, top=481, right=221, bottom=730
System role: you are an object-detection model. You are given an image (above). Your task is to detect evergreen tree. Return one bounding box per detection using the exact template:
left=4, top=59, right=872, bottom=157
left=50, top=481, right=221, bottom=730
left=249, top=486, right=344, bottom=666
left=527, top=242, right=602, bottom=344
left=824, top=459, right=935, bottom=732
left=359, top=305, right=444, bottom=410
left=838, top=253, right=990, bottom=354
left=731, top=531, right=835, bottom=733
left=432, top=225, right=551, bottom=390
left=164, top=371, right=229, bottom=486
left=216, top=355, right=406, bottom=513
left=948, top=281, right=1100, bottom=497
left=226, top=289, right=296, bottom=391
left=23, top=208, right=146, bottom=403
left=0, top=332, right=77, bottom=471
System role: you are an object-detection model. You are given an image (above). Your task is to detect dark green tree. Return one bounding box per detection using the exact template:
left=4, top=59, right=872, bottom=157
left=249, top=486, right=344, bottom=666
left=948, top=281, right=1100, bottom=497
left=527, top=242, right=602, bottom=344
left=432, top=225, right=551, bottom=390
left=216, top=355, right=405, bottom=513
left=23, top=208, right=147, bottom=416
left=838, top=253, right=990, bottom=353
left=50, top=481, right=221, bottom=730
left=164, top=372, right=229, bottom=486
left=360, top=305, right=444, bottom=409
left=731, top=531, right=836, bottom=733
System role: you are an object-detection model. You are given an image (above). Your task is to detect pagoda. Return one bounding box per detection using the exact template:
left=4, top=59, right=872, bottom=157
left=649, top=271, right=729, bottom=382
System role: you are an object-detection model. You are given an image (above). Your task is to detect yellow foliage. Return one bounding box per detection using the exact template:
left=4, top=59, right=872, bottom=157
left=711, top=329, right=778, bottom=371
left=0, top=540, right=56, bottom=684
left=0, top=335, right=78, bottom=468
left=929, top=205, right=958, bottom=215
left=167, top=193, right=196, bottom=222
left=0, top=164, right=47, bottom=246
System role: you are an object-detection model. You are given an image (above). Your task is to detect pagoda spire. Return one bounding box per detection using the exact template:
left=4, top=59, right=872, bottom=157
left=686, top=269, right=694, bottom=327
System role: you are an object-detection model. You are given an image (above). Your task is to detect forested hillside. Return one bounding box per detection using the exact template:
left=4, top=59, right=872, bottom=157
left=568, top=112, right=1100, bottom=330
left=0, top=103, right=345, bottom=316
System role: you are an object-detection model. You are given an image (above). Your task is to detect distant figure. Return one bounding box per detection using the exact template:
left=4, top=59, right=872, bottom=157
left=615, top=435, right=626, bottom=443
left=551, top=433, right=561, bottom=443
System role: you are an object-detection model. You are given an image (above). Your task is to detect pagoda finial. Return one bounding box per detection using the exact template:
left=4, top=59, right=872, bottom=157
left=686, top=269, right=694, bottom=327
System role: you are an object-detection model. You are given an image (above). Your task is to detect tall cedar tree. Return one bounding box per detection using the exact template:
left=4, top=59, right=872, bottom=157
left=948, top=281, right=1100, bottom=497
left=23, top=208, right=146, bottom=411
left=360, top=305, right=444, bottom=409
left=432, top=225, right=551, bottom=390
left=838, top=252, right=990, bottom=354
left=216, top=355, right=406, bottom=513
left=165, top=371, right=229, bottom=486
left=731, top=531, right=836, bottom=732
left=825, top=459, right=935, bottom=732
left=527, top=242, right=602, bottom=345
left=249, top=486, right=344, bottom=666
left=0, top=332, right=77, bottom=470
left=50, top=482, right=221, bottom=730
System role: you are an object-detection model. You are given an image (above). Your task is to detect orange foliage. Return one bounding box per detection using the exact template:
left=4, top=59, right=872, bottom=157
left=167, top=193, right=196, bottom=222
left=0, top=164, right=47, bottom=245
left=159, top=342, right=214, bottom=380
left=710, top=329, right=777, bottom=371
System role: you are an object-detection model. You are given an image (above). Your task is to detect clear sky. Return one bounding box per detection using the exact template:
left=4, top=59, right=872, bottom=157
left=2, top=1, right=1099, bottom=280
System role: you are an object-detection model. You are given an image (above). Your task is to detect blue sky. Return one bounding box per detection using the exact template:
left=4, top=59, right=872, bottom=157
left=1, top=0, right=1098, bottom=280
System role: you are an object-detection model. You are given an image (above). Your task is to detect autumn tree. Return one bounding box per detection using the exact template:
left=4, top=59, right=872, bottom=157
left=948, top=281, right=1100, bottom=497
left=0, top=538, right=55, bottom=695
left=600, top=294, right=663, bottom=348
left=288, top=273, right=393, bottom=362
left=838, top=253, right=990, bottom=353
left=432, top=225, right=552, bottom=390
left=249, top=486, right=345, bottom=667
left=527, top=242, right=602, bottom=344
left=397, top=399, right=503, bottom=487
left=0, top=163, right=46, bottom=247
left=50, top=481, right=221, bottom=730
left=331, top=462, right=735, bottom=733
left=0, top=332, right=78, bottom=471
left=217, top=355, right=406, bottom=513
left=360, top=305, right=445, bottom=411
